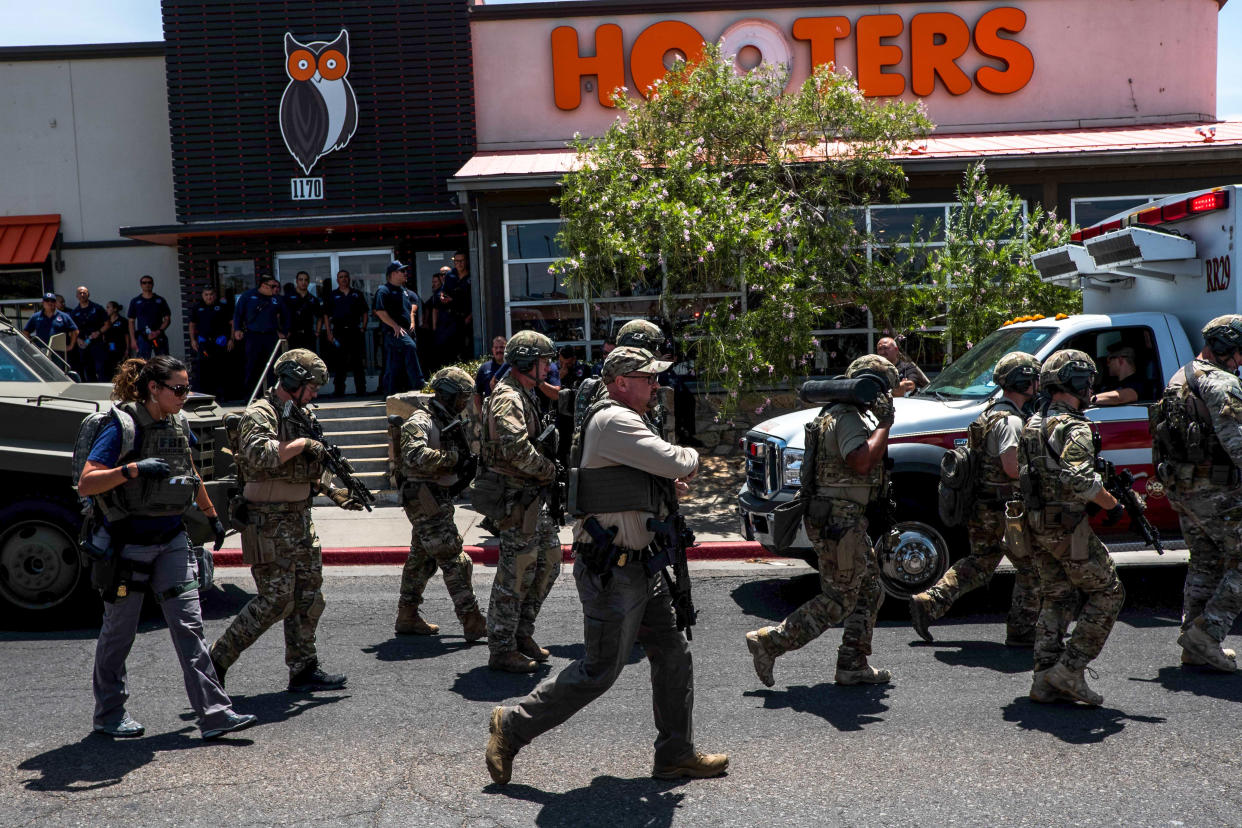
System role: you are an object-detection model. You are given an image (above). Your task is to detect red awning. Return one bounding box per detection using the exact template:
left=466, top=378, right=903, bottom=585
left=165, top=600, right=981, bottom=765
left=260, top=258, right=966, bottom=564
left=0, top=215, right=60, bottom=266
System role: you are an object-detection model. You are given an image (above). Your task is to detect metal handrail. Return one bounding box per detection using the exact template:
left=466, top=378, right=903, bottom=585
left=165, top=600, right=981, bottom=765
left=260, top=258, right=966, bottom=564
left=246, top=338, right=290, bottom=406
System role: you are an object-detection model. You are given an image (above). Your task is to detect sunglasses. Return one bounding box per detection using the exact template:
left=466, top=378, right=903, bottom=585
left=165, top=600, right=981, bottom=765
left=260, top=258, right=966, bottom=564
left=158, top=381, right=191, bottom=397
left=622, top=373, right=658, bottom=385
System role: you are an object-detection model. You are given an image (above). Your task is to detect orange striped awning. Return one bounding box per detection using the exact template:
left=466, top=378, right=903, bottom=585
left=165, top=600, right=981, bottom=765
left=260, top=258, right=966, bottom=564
left=0, top=215, right=60, bottom=266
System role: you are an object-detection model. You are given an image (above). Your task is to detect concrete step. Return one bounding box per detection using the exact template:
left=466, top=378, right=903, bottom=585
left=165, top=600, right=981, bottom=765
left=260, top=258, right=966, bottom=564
left=347, top=457, right=389, bottom=473
left=321, top=429, right=392, bottom=447
left=337, top=442, right=390, bottom=460
left=311, top=404, right=388, bottom=422
left=317, top=415, right=391, bottom=433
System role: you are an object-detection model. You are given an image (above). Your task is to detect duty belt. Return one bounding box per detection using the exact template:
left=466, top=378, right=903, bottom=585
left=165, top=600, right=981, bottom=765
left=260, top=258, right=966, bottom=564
left=246, top=499, right=310, bottom=513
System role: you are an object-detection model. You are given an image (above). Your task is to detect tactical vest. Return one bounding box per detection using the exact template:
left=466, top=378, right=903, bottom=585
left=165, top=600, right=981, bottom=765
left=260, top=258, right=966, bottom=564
left=1018, top=403, right=1088, bottom=514
left=401, top=408, right=458, bottom=488
left=969, top=399, right=1022, bottom=500
left=1151, top=360, right=1235, bottom=484
left=567, top=397, right=669, bottom=517
left=237, top=395, right=323, bottom=485
left=573, top=377, right=607, bottom=431
left=97, top=402, right=197, bottom=521
left=480, top=379, right=541, bottom=480
left=807, top=403, right=884, bottom=503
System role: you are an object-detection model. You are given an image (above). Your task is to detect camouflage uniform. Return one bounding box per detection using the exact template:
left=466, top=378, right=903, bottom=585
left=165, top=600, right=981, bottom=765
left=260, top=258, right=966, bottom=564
left=397, top=405, right=480, bottom=624
left=746, top=355, right=898, bottom=686
left=1019, top=392, right=1124, bottom=676
left=482, top=373, right=559, bottom=660
left=211, top=389, right=329, bottom=677
left=1155, top=319, right=1242, bottom=669
left=916, top=398, right=1039, bottom=643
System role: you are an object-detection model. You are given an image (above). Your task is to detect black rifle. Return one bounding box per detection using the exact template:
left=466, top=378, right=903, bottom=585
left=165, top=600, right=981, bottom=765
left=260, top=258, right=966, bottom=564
left=1096, top=457, right=1164, bottom=555
left=647, top=512, right=698, bottom=640
left=435, top=404, right=478, bottom=498
left=537, top=415, right=567, bottom=525
left=284, top=401, right=377, bottom=512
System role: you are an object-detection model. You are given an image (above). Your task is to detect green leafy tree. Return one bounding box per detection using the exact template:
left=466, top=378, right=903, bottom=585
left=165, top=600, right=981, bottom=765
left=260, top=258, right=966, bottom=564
left=927, top=162, right=1080, bottom=360
left=552, top=46, right=932, bottom=404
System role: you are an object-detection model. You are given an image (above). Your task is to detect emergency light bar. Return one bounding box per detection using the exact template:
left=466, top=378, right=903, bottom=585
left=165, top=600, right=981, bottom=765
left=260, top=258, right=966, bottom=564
left=1070, top=189, right=1229, bottom=243
left=1082, top=227, right=1198, bottom=281
left=1032, top=245, right=1098, bottom=281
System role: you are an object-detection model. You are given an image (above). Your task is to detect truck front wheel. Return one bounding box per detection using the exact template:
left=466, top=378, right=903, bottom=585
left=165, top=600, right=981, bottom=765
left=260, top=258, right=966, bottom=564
left=0, top=499, right=96, bottom=626
left=874, top=519, right=952, bottom=601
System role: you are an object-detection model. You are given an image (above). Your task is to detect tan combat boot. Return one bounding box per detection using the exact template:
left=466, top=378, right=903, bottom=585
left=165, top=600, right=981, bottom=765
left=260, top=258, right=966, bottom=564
left=489, top=650, right=538, bottom=673
left=1181, top=645, right=1237, bottom=668
left=1177, top=622, right=1238, bottom=673
left=652, top=751, right=729, bottom=780
left=744, top=627, right=778, bottom=687
left=909, top=594, right=935, bottom=643
left=835, top=663, right=892, bottom=686
left=461, top=609, right=487, bottom=643
left=1044, top=662, right=1103, bottom=706
left=395, top=604, right=439, bottom=636
left=1029, top=668, right=1073, bottom=703
left=516, top=635, right=550, bottom=662
left=485, top=706, right=518, bottom=785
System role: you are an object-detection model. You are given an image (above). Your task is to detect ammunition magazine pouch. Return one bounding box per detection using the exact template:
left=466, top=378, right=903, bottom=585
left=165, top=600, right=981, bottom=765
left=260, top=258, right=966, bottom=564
left=469, top=470, right=509, bottom=521
left=1030, top=503, right=1085, bottom=534
left=568, top=465, right=663, bottom=518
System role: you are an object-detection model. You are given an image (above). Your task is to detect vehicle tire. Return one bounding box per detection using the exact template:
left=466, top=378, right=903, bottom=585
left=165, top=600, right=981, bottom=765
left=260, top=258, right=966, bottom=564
left=0, top=498, right=98, bottom=627
left=873, top=500, right=961, bottom=600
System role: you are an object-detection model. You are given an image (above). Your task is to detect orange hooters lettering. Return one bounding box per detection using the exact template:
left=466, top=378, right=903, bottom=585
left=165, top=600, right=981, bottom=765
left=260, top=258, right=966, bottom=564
left=910, top=13, right=972, bottom=96
left=551, top=24, right=626, bottom=110
left=973, top=8, right=1035, bottom=94
left=791, top=17, right=851, bottom=70
left=856, top=14, right=905, bottom=97
left=629, top=21, right=706, bottom=96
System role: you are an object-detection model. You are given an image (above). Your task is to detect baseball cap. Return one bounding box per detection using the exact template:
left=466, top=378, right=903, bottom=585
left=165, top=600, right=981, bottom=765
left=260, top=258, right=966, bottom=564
left=602, top=346, right=673, bottom=382
left=42, top=292, right=56, bottom=302
left=386, top=260, right=409, bottom=275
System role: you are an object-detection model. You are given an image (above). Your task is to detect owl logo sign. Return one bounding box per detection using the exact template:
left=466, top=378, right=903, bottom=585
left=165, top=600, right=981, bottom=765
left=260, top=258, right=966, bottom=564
left=279, top=30, right=359, bottom=175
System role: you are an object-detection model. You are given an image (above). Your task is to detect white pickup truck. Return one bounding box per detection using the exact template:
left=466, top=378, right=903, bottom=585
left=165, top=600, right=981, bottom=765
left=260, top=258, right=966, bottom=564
left=738, top=185, right=1240, bottom=598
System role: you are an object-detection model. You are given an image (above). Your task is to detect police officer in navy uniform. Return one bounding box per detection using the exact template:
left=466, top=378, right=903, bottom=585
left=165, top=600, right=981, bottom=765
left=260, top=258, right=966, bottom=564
left=189, top=284, right=233, bottom=399
left=24, top=292, right=77, bottom=355
left=286, top=271, right=325, bottom=354
left=77, top=355, right=256, bottom=740
left=326, top=269, right=370, bottom=397
left=127, top=276, right=172, bottom=359
left=374, top=261, right=424, bottom=395
left=233, top=275, right=289, bottom=395
left=68, top=286, right=110, bottom=382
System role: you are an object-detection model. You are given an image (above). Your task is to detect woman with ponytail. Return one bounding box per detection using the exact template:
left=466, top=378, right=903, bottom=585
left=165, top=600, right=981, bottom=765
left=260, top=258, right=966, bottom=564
left=77, top=355, right=257, bottom=740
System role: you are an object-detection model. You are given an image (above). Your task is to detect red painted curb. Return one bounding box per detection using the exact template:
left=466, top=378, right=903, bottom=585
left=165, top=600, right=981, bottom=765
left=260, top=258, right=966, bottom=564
left=211, top=540, right=771, bottom=567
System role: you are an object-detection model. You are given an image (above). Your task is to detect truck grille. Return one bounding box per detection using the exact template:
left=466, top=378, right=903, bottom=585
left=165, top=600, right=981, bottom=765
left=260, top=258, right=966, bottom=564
left=744, top=434, right=782, bottom=498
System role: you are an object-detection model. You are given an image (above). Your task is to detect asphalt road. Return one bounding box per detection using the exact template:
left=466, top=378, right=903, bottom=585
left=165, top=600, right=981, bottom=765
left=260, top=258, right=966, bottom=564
left=2, top=560, right=1240, bottom=827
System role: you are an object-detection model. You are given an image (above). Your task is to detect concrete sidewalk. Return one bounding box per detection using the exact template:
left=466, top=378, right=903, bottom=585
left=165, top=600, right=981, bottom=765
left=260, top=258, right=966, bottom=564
left=213, top=501, right=764, bottom=566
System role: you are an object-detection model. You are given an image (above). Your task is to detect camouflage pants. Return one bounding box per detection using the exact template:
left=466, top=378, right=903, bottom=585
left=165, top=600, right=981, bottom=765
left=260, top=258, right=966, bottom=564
left=399, top=496, right=478, bottom=618
left=922, top=505, right=1039, bottom=639
left=487, top=508, right=561, bottom=654
left=767, top=500, right=884, bottom=671
left=211, top=508, right=325, bottom=676
left=1173, top=489, right=1242, bottom=641
left=1031, top=522, right=1124, bottom=672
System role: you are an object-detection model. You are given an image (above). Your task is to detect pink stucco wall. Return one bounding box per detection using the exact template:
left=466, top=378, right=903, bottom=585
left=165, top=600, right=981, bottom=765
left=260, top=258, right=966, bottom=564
left=471, top=0, right=1218, bottom=150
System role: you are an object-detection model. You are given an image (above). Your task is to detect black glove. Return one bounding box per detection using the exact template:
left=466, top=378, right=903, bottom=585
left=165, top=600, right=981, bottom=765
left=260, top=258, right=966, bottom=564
left=1102, top=503, right=1126, bottom=526
left=210, top=517, right=227, bottom=551
left=133, top=458, right=172, bottom=479
left=302, top=439, right=326, bottom=460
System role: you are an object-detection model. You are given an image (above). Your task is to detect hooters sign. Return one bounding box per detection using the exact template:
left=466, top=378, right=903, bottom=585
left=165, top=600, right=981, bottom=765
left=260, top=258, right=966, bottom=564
left=551, top=9, right=1033, bottom=110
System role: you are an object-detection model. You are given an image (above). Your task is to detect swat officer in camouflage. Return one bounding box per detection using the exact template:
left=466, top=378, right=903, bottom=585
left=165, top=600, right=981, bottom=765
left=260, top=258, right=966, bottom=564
left=744, top=355, right=898, bottom=689
left=210, top=349, right=362, bottom=692
left=574, top=319, right=665, bottom=430
left=1019, top=349, right=1125, bottom=706
left=479, top=330, right=561, bottom=673
left=1154, top=315, right=1242, bottom=672
left=393, top=366, right=487, bottom=642
left=910, top=352, right=1041, bottom=646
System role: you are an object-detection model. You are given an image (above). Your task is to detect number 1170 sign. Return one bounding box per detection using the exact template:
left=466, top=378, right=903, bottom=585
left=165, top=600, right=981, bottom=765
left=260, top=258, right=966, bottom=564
left=290, top=177, right=324, bottom=200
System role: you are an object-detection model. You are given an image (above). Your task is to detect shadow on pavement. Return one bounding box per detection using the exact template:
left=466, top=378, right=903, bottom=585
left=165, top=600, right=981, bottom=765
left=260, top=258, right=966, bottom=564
left=450, top=664, right=551, bottom=702
left=18, top=729, right=248, bottom=792
left=1000, top=697, right=1165, bottom=743
left=489, top=775, right=690, bottom=828
left=362, top=636, right=477, bottom=662
left=225, top=689, right=349, bottom=724
left=742, top=683, right=889, bottom=731
left=1131, top=666, right=1242, bottom=702
left=916, top=640, right=1036, bottom=675
left=728, top=575, right=812, bottom=622
left=200, top=583, right=256, bottom=621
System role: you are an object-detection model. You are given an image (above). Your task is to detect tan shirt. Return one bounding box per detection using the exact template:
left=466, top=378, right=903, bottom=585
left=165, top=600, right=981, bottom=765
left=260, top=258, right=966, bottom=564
left=824, top=405, right=876, bottom=505
left=572, top=403, right=699, bottom=549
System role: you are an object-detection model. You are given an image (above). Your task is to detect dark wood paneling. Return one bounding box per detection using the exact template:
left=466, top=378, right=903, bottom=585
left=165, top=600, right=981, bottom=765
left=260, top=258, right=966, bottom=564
left=162, top=0, right=475, bottom=224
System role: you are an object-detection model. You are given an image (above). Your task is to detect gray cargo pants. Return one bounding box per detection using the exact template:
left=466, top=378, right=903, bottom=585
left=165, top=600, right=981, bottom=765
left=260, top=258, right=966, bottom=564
left=93, top=531, right=235, bottom=732
left=501, top=555, right=694, bottom=765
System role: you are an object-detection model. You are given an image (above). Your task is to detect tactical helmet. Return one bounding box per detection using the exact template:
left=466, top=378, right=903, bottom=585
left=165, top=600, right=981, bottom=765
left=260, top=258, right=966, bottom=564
left=616, top=319, right=664, bottom=352
left=429, top=366, right=474, bottom=412
left=1203, top=314, right=1242, bottom=357
left=993, top=352, right=1041, bottom=392
left=1040, top=349, right=1096, bottom=400
left=505, top=330, right=555, bottom=371
left=846, top=354, right=899, bottom=392
left=274, top=348, right=329, bottom=391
